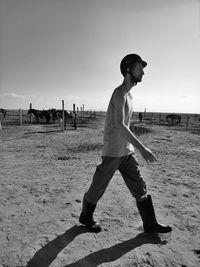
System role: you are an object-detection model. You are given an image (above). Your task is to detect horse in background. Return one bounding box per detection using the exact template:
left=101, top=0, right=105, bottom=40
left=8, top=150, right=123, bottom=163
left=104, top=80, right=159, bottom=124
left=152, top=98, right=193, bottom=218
left=166, top=114, right=182, bottom=125
left=0, top=108, right=7, bottom=118
left=49, top=109, right=77, bottom=126
left=42, top=110, right=51, bottom=124
left=28, top=108, right=51, bottom=124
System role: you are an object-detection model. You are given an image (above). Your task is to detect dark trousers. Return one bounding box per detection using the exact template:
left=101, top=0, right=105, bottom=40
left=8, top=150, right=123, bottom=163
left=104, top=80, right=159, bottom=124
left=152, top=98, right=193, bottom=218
left=85, top=154, right=147, bottom=204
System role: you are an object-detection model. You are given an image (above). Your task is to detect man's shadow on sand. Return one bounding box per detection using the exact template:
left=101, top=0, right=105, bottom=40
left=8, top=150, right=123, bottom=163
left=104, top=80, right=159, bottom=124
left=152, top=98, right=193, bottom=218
left=26, top=225, right=166, bottom=267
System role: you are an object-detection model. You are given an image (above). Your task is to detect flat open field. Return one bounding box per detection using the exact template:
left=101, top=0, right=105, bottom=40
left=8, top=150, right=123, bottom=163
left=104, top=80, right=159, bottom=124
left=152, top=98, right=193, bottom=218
left=0, top=114, right=200, bottom=267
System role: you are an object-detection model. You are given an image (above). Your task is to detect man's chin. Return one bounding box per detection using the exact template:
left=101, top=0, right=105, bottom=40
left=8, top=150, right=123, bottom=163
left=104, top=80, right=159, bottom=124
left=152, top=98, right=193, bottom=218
left=131, top=75, right=142, bottom=83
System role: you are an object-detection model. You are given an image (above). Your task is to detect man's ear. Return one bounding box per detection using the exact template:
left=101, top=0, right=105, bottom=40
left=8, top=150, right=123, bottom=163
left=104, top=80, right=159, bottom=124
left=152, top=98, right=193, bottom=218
left=126, top=67, right=131, bottom=74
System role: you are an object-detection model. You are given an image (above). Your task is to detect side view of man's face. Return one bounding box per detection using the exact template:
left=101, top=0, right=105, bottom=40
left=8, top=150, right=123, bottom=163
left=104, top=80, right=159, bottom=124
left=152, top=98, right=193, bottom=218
left=129, top=62, right=145, bottom=83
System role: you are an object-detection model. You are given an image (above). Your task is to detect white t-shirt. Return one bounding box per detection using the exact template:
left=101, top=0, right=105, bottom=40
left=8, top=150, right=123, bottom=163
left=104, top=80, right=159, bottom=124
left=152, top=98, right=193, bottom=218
left=102, top=88, right=135, bottom=157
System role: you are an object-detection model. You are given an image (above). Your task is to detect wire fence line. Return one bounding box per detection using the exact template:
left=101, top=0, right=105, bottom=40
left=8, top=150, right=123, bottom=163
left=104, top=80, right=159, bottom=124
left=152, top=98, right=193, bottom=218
left=0, top=104, right=200, bottom=134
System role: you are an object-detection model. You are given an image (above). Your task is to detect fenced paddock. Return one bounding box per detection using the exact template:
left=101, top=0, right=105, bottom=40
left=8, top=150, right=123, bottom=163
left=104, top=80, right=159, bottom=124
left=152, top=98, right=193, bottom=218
left=0, top=109, right=74, bottom=131
left=0, top=109, right=199, bottom=135
left=131, top=112, right=200, bottom=135
left=0, top=109, right=32, bottom=126
left=0, top=108, right=106, bottom=131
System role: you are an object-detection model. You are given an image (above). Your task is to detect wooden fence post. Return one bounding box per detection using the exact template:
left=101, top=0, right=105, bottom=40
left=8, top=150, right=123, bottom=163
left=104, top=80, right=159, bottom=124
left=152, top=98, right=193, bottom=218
left=29, top=103, right=32, bottom=123
left=82, top=104, right=84, bottom=118
left=143, top=108, right=146, bottom=121
left=80, top=107, right=83, bottom=119
left=151, top=113, right=154, bottom=123
left=73, top=103, right=77, bottom=130
left=19, top=109, right=23, bottom=125
left=159, top=114, right=161, bottom=125
left=62, top=100, right=65, bottom=132
left=186, top=116, right=190, bottom=130
left=132, top=111, right=134, bottom=121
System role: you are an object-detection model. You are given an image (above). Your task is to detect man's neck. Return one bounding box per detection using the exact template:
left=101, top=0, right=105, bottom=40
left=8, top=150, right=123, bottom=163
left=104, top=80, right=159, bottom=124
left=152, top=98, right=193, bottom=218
left=121, top=77, right=136, bottom=92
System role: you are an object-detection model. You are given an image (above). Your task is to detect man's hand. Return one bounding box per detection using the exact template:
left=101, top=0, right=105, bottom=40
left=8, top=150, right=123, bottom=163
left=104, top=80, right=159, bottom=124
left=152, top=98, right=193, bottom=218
left=140, top=147, right=157, bottom=163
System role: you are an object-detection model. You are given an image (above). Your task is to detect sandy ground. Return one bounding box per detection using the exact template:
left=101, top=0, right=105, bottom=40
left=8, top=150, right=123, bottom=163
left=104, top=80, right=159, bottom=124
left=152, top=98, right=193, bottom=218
left=0, top=117, right=200, bottom=267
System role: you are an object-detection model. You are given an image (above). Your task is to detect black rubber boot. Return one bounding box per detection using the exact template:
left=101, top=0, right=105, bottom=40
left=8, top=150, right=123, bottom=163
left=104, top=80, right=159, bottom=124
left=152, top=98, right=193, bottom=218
left=79, top=197, right=102, bottom=232
left=136, top=195, right=172, bottom=233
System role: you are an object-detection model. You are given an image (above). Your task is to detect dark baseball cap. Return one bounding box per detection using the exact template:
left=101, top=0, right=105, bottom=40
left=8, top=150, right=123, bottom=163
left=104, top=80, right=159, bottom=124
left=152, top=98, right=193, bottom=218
left=120, top=54, right=147, bottom=76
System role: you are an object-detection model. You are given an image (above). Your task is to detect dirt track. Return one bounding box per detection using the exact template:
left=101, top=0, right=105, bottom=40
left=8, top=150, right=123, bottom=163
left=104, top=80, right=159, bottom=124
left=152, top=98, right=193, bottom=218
left=0, top=118, right=200, bottom=267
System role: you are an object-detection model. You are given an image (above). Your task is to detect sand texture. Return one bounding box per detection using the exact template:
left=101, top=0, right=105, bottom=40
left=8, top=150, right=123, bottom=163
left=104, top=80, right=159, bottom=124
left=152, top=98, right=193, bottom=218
left=0, top=117, right=200, bottom=267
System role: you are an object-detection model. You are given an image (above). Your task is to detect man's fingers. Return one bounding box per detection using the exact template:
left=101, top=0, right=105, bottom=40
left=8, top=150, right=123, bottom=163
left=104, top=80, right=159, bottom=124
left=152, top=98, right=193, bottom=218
left=141, top=148, right=157, bottom=163
left=153, top=155, right=157, bottom=161
left=145, top=154, right=157, bottom=163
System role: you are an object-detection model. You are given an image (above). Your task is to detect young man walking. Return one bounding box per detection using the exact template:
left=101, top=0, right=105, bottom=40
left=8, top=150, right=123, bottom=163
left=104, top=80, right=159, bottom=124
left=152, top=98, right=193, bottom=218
left=79, top=54, right=172, bottom=234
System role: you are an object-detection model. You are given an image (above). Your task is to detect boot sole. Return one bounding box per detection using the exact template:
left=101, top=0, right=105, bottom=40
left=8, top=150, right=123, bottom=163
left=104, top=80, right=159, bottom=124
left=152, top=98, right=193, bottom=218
left=144, top=225, right=172, bottom=234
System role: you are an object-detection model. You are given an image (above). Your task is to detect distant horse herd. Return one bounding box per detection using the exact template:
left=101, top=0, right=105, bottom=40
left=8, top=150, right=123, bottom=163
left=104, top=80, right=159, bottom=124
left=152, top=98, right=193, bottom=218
left=27, top=108, right=77, bottom=124
left=165, top=114, right=181, bottom=125
left=0, top=108, right=77, bottom=124
left=0, top=108, right=182, bottom=126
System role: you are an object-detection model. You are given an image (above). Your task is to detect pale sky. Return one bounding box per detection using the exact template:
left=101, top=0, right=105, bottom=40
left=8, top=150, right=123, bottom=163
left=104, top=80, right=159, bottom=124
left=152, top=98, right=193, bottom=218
left=0, top=0, right=200, bottom=113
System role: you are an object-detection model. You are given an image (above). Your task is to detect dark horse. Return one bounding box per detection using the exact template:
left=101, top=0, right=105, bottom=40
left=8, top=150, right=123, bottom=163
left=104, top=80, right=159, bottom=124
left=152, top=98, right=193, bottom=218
left=28, top=109, right=51, bottom=124
left=166, top=114, right=181, bottom=125
left=48, top=109, right=78, bottom=127
left=49, top=109, right=76, bottom=122
left=0, top=108, right=7, bottom=118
